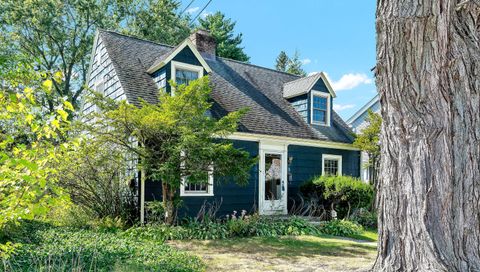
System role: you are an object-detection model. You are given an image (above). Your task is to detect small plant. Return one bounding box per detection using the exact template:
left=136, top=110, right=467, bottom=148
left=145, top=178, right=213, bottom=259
left=350, top=208, right=377, bottom=229
left=319, top=220, right=364, bottom=237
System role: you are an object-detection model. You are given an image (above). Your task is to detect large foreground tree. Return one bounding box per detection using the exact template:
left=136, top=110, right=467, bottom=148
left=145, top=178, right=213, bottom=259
left=374, top=0, right=480, bottom=271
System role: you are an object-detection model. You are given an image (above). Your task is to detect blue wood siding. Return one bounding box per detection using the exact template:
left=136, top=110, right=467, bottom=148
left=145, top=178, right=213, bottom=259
left=350, top=100, right=381, bottom=133
left=287, top=145, right=360, bottom=205
left=152, top=46, right=208, bottom=93
left=287, top=94, right=308, bottom=123
left=144, top=140, right=259, bottom=218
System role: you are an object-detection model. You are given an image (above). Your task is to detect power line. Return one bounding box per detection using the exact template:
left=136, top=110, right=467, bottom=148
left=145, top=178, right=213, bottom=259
left=190, top=0, right=213, bottom=25
left=179, top=0, right=195, bottom=17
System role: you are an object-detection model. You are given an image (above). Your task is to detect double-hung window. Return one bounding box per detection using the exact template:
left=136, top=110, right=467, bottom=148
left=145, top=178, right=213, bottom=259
left=180, top=152, right=214, bottom=196
left=171, top=61, right=203, bottom=88
left=322, top=154, right=342, bottom=176
left=311, top=91, right=330, bottom=126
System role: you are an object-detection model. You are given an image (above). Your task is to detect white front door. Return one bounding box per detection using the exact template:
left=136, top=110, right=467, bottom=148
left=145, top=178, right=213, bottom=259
left=259, top=142, right=288, bottom=215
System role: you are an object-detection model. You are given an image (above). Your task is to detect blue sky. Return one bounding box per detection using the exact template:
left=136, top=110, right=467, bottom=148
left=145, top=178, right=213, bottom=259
left=182, top=0, right=377, bottom=120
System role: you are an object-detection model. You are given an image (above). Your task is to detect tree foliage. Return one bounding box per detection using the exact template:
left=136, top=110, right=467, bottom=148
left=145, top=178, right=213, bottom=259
left=84, top=76, right=256, bottom=224
left=199, top=11, right=250, bottom=62
left=0, top=69, right=73, bottom=230
left=0, top=0, right=129, bottom=113
left=352, top=110, right=381, bottom=185
left=57, top=140, right=137, bottom=224
left=123, top=0, right=191, bottom=46
left=275, top=51, right=289, bottom=72
left=274, top=50, right=307, bottom=76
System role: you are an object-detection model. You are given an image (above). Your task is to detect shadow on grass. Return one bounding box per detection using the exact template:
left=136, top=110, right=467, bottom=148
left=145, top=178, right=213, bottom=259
left=186, top=235, right=376, bottom=260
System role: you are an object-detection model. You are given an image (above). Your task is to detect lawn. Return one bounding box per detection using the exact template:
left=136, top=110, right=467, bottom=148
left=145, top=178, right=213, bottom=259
left=168, top=232, right=378, bottom=272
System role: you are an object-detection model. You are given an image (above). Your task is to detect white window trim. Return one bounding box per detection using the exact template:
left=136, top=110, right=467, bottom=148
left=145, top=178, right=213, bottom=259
left=180, top=163, right=214, bottom=197
left=311, top=90, right=331, bottom=126
left=171, top=61, right=204, bottom=95
left=322, top=154, right=342, bottom=176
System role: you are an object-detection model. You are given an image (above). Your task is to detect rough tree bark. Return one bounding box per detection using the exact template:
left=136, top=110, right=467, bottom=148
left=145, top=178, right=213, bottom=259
left=374, top=0, right=480, bottom=271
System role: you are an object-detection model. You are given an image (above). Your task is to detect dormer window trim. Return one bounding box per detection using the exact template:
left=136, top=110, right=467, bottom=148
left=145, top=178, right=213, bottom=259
left=171, top=61, right=204, bottom=94
left=310, top=90, right=331, bottom=126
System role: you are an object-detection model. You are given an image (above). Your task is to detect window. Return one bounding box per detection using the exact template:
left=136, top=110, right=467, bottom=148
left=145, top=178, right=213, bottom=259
left=171, top=61, right=203, bottom=91
left=176, top=69, right=199, bottom=85
left=322, top=154, right=342, bottom=176
left=180, top=152, right=214, bottom=196
left=311, top=91, right=330, bottom=126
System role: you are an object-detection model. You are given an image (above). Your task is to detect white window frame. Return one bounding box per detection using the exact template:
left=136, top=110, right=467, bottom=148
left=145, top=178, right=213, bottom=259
left=311, top=90, right=331, bottom=126
left=171, top=61, right=204, bottom=95
left=179, top=156, right=214, bottom=197
left=322, top=154, right=342, bottom=176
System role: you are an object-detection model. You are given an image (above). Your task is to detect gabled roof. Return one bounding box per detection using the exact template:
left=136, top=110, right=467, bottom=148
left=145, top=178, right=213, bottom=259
left=346, top=94, right=380, bottom=125
left=283, top=72, right=336, bottom=99
left=146, top=38, right=212, bottom=74
left=97, top=29, right=354, bottom=144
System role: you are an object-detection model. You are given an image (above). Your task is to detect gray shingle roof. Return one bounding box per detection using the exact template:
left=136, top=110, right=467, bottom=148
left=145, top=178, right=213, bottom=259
left=98, top=30, right=354, bottom=144
left=283, top=73, right=322, bottom=99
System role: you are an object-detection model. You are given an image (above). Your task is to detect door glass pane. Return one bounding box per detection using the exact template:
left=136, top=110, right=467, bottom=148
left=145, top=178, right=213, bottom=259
left=265, top=153, right=282, bottom=200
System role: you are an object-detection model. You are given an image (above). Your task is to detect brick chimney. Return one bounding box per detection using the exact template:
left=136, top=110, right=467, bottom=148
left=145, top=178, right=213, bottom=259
left=189, top=29, right=216, bottom=59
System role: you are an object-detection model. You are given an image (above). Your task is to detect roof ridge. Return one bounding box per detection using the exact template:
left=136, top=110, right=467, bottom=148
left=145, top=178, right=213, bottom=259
left=218, top=57, right=303, bottom=78
left=98, top=28, right=175, bottom=49
left=283, top=72, right=321, bottom=86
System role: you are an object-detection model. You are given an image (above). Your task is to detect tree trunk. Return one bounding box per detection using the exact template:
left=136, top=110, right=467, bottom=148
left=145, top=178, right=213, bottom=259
left=374, top=1, right=480, bottom=271
left=162, top=182, right=175, bottom=225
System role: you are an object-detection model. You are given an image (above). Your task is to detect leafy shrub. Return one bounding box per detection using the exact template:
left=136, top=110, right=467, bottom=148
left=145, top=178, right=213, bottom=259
left=319, top=220, right=364, bottom=237
left=350, top=208, right=377, bottom=229
left=1, top=221, right=204, bottom=272
left=125, top=216, right=321, bottom=241
left=300, top=175, right=374, bottom=219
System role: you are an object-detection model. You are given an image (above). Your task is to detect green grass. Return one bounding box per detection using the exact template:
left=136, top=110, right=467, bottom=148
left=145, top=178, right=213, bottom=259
left=348, top=228, right=378, bottom=242
left=169, top=235, right=377, bottom=272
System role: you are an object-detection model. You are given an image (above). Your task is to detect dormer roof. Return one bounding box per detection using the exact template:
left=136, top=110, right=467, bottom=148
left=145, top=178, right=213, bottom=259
left=146, top=38, right=212, bottom=74
left=283, top=72, right=336, bottom=99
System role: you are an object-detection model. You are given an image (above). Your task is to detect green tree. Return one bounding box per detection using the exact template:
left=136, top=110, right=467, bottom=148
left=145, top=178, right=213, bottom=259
left=85, top=77, right=256, bottom=224
left=275, top=50, right=307, bottom=76
left=0, top=0, right=130, bottom=113
left=124, top=0, right=191, bottom=46
left=286, top=50, right=307, bottom=76
left=0, top=0, right=190, bottom=114
left=352, top=110, right=381, bottom=185
left=275, top=51, right=289, bottom=72
left=0, top=69, right=73, bottom=231
left=198, top=11, right=249, bottom=62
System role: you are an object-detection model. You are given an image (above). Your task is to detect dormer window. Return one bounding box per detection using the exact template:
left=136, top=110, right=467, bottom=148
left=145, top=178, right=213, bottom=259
left=311, top=91, right=330, bottom=126
left=171, top=61, right=203, bottom=85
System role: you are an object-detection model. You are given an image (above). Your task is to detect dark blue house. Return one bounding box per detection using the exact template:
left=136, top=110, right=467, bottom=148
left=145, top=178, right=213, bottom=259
left=85, top=29, right=361, bottom=223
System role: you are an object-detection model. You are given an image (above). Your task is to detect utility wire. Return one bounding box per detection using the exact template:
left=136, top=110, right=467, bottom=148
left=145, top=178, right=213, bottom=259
left=179, top=0, right=195, bottom=17
left=190, top=0, right=213, bottom=25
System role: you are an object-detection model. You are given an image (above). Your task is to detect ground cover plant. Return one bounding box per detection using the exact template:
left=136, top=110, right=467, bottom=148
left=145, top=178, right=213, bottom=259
left=1, top=221, right=205, bottom=272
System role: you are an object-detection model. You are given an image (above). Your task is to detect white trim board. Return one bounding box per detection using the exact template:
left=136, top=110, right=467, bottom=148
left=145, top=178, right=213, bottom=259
left=227, top=132, right=360, bottom=151
left=170, top=61, right=204, bottom=95
left=346, top=94, right=380, bottom=125
left=147, top=39, right=212, bottom=74
left=322, top=154, right=343, bottom=176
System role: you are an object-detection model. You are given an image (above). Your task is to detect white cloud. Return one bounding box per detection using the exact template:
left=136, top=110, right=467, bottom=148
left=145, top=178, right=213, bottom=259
left=333, top=104, right=356, bottom=111
left=308, top=71, right=319, bottom=76
left=186, top=6, right=200, bottom=14
left=331, top=73, right=373, bottom=91
left=301, top=58, right=311, bottom=65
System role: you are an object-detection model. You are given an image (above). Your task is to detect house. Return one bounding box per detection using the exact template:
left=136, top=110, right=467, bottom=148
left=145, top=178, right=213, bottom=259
left=84, top=29, right=361, bottom=222
left=346, top=94, right=380, bottom=182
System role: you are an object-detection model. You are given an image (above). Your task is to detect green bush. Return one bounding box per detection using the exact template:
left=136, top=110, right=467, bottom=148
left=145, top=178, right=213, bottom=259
left=1, top=221, right=204, bottom=272
left=300, top=175, right=374, bottom=218
left=319, top=220, right=364, bottom=237
left=350, top=208, right=377, bottom=229
left=125, top=216, right=321, bottom=241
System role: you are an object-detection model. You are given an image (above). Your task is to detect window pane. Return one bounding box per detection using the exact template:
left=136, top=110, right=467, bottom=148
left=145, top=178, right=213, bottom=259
left=313, top=95, right=327, bottom=110
left=324, top=159, right=339, bottom=176
left=176, top=69, right=199, bottom=85
left=313, top=109, right=326, bottom=123
left=265, top=153, right=282, bottom=200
